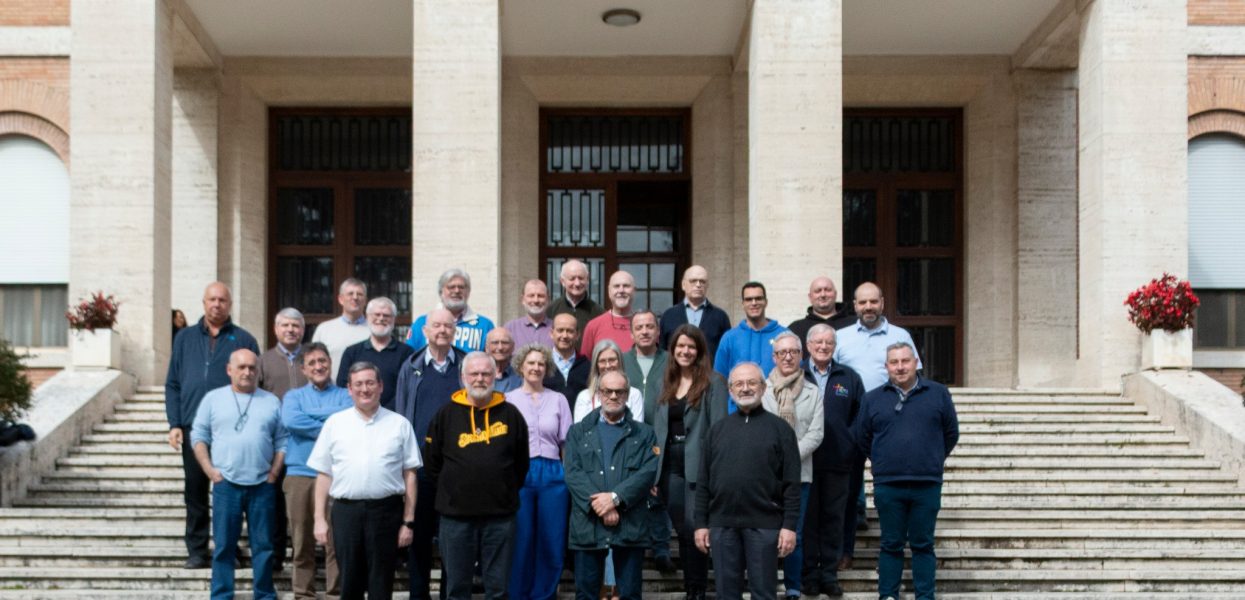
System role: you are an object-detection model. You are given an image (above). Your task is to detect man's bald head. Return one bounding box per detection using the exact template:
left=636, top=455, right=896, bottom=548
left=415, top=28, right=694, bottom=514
left=226, top=348, right=258, bottom=393
left=424, top=307, right=457, bottom=350
left=853, top=281, right=885, bottom=328
left=682, top=265, right=709, bottom=305
left=202, top=281, right=233, bottom=327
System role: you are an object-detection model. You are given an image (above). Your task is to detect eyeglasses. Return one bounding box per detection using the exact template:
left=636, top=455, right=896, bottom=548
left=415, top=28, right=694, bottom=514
left=742, top=296, right=766, bottom=304
left=729, top=379, right=763, bottom=390
left=601, top=387, right=629, bottom=397
left=774, top=349, right=800, bottom=358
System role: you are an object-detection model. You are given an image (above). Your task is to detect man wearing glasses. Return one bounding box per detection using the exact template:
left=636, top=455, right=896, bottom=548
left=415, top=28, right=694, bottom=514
left=851, top=342, right=959, bottom=600
left=336, top=297, right=414, bottom=410
left=693, top=362, right=801, bottom=600
left=713, top=282, right=788, bottom=411
left=190, top=348, right=287, bottom=600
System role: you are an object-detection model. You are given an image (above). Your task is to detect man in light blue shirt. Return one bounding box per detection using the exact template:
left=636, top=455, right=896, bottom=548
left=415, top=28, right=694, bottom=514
left=191, top=349, right=288, bottom=600
left=833, top=282, right=922, bottom=393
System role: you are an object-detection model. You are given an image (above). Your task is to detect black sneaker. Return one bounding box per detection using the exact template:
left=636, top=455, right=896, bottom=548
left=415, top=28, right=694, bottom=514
left=183, top=555, right=211, bottom=570
left=802, top=579, right=821, bottom=596
left=823, top=581, right=844, bottom=597
left=655, top=555, right=676, bottom=574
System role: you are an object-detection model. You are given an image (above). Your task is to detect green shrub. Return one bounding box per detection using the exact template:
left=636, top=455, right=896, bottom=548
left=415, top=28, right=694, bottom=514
left=0, top=339, right=33, bottom=424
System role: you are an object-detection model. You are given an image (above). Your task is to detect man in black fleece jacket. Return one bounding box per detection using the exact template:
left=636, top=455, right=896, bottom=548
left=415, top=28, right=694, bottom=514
left=693, top=362, right=801, bottom=600
left=424, top=351, right=529, bottom=600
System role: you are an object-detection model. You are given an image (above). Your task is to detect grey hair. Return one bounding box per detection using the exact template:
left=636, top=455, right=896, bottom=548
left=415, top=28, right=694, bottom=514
left=886, top=341, right=916, bottom=355
left=587, top=338, right=625, bottom=397
left=274, top=307, right=305, bottom=327
left=772, top=331, right=802, bottom=351
left=438, top=268, right=471, bottom=293
left=461, top=351, right=494, bottom=378
left=806, top=323, right=835, bottom=341
left=347, top=360, right=380, bottom=381
left=560, top=259, right=589, bottom=279
left=511, top=343, right=554, bottom=375
left=366, top=296, right=398, bottom=316
left=728, top=361, right=766, bottom=384
left=339, top=278, right=367, bottom=296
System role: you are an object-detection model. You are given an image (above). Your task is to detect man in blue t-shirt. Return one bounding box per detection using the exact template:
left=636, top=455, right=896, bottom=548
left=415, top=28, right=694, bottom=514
left=406, top=268, right=495, bottom=353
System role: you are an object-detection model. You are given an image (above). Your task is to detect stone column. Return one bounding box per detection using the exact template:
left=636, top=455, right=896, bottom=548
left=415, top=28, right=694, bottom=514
left=171, top=69, right=219, bottom=324
left=411, top=0, right=501, bottom=319
left=1015, top=70, right=1078, bottom=387
left=69, top=0, right=174, bottom=384
left=1076, top=0, right=1188, bottom=387
left=747, top=0, right=842, bottom=324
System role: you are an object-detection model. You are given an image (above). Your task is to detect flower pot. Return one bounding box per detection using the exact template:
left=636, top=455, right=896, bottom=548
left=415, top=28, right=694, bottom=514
left=71, top=328, right=121, bottom=370
left=1141, top=328, right=1192, bottom=370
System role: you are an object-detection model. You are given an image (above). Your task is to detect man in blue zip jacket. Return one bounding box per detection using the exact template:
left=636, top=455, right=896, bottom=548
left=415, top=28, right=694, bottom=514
left=853, top=342, right=958, bottom=600
left=165, top=281, right=259, bottom=569
left=713, top=281, right=788, bottom=412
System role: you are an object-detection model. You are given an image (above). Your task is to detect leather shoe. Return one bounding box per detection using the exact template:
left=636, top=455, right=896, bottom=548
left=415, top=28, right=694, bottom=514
left=802, top=579, right=820, bottom=596
left=835, top=556, right=853, bottom=571
left=183, top=555, right=210, bottom=570
left=655, top=555, right=676, bottom=574
left=823, top=581, right=844, bottom=597
left=856, top=515, right=869, bottom=531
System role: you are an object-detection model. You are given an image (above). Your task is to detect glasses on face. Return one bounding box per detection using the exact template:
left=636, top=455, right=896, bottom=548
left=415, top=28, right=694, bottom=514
left=774, top=349, right=800, bottom=358
left=729, top=379, right=763, bottom=390
left=742, top=296, right=766, bottom=304
left=601, top=387, right=629, bottom=398
left=368, top=313, right=394, bottom=321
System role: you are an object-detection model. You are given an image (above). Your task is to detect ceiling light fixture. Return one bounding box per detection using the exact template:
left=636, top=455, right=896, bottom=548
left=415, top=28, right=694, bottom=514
left=602, top=8, right=641, bottom=27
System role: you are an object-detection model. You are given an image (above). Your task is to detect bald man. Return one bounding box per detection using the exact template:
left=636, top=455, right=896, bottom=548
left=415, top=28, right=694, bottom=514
left=166, top=281, right=259, bottom=569
left=659, top=265, right=732, bottom=359
left=833, top=282, right=921, bottom=393
left=580, top=270, right=638, bottom=354
left=788, top=276, right=856, bottom=347
left=191, top=349, right=287, bottom=598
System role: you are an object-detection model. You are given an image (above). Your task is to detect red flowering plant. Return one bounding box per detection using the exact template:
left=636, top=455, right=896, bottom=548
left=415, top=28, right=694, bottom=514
left=1124, top=273, right=1199, bottom=334
left=66, top=291, right=120, bottom=332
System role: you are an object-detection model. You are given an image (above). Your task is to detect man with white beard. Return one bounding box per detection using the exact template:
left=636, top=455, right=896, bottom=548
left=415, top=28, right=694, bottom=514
left=504, top=279, right=556, bottom=349
left=336, top=297, right=414, bottom=411
left=580, top=270, right=638, bottom=354
left=406, top=268, right=496, bottom=352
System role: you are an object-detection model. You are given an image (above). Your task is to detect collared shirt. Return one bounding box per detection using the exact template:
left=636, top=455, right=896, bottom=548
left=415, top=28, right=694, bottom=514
left=307, top=406, right=422, bottom=500
left=833, top=317, right=922, bottom=392
left=552, top=351, right=575, bottom=380
left=335, top=337, right=415, bottom=410
left=279, top=344, right=302, bottom=364
left=810, top=363, right=831, bottom=392
left=505, top=387, right=573, bottom=461
left=311, top=317, right=370, bottom=382
left=684, top=299, right=706, bottom=328
left=504, top=315, right=555, bottom=349
left=190, top=386, right=287, bottom=486
left=424, top=348, right=456, bottom=374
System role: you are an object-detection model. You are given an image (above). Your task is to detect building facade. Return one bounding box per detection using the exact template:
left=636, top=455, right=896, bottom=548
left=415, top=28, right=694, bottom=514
left=1, top=0, right=1242, bottom=392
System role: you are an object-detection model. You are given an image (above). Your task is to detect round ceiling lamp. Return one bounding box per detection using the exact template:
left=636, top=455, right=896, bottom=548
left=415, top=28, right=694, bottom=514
left=602, top=8, right=641, bottom=27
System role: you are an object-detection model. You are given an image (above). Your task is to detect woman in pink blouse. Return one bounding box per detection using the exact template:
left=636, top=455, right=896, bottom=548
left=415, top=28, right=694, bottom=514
left=505, top=343, right=574, bottom=600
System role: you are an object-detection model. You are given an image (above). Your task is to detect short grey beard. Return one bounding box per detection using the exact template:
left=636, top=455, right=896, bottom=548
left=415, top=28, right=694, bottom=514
left=444, top=298, right=467, bottom=312
left=468, top=385, right=492, bottom=403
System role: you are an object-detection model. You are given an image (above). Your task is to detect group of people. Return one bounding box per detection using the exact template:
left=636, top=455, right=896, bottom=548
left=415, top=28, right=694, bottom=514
left=165, top=259, right=959, bottom=600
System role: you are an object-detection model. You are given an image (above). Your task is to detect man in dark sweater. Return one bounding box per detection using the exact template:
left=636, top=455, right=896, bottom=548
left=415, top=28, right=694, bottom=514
left=165, top=281, right=258, bottom=569
left=853, top=342, right=958, bottom=600
left=658, top=265, right=732, bottom=359
left=787, top=276, right=856, bottom=347
left=425, top=351, right=530, bottom=600
left=694, top=362, right=801, bottom=600
left=393, top=308, right=466, bottom=600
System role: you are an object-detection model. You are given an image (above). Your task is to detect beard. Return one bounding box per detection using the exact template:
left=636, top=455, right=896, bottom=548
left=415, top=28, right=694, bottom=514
left=444, top=297, right=467, bottom=312
left=370, top=322, right=394, bottom=338
left=525, top=302, right=547, bottom=317
left=468, top=385, right=492, bottom=403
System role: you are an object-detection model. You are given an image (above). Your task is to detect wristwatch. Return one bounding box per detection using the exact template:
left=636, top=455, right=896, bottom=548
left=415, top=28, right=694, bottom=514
left=610, top=492, right=621, bottom=507
left=403, top=521, right=417, bottom=530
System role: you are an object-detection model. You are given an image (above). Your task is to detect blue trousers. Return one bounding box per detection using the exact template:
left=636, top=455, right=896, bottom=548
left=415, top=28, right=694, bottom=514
left=211, top=480, right=276, bottom=600
left=574, top=547, right=644, bottom=600
left=510, top=457, right=569, bottom=600
left=781, top=482, right=810, bottom=595
left=874, top=482, right=942, bottom=600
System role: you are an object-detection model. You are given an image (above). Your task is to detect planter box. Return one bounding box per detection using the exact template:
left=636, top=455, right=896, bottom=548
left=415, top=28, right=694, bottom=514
left=70, top=329, right=120, bottom=370
left=1141, top=328, right=1192, bottom=370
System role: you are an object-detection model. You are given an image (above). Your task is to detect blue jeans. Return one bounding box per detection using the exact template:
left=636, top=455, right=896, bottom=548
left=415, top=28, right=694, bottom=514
left=574, top=547, right=643, bottom=600
left=211, top=480, right=276, bottom=600
left=782, top=482, right=811, bottom=595
left=438, top=515, right=516, bottom=600
left=510, top=457, right=569, bottom=600
left=873, top=482, right=942, bottom=600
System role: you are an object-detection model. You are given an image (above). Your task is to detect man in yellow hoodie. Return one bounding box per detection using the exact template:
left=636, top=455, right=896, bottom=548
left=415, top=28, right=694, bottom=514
left=424, top=351, right=531, bottom=600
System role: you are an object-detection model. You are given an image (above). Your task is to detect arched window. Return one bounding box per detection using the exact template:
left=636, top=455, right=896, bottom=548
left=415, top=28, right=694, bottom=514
left=1188, top=133, right=1245, bottom=350
left=0, top=135, right=70, bottom=347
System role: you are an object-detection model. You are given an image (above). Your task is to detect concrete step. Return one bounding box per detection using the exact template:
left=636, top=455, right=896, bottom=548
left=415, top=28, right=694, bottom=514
left=41, top=468, right=183, bottom=480
left=113, top=403, right=166, bottom=413
left=956, top=434, right=1190, bottom=445
left=958, top=423, right=1175, bottom=433
left=70, top=443, right=184, bottom=454
left=956, top=414, right=1161, bottom=423
left=949, top=446, right=1204, bottom=457
left=94, top=422, right=171, bottom=433
left=106, top=411, right=171, bottom=422
left=1, top=594, right=1242, bottom=600
left=57, top=455, right=181, bottom=467
left=954, top=405, right=1148, bottom=414
left=951, top=395, right=1132, bottom=404
left=944, top=457, right=1221, bottom=469
left=81, top=433, right=168, bottom=443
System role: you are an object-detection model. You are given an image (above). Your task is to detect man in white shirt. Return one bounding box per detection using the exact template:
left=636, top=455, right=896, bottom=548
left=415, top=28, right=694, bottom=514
left=309, top=361, right=421, bottom=600
left=312, top=278, right=370, bottom=381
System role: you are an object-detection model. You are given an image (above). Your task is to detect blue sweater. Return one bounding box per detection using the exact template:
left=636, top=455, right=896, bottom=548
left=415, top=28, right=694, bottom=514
left=190, top=386, right=286, bottom=486
left=281, top=383, right=353, bottom=478
left=712, top=318, right=788, bottom=380
left=852, top=378, right=959, bottom=485
left=165, top=318, right=259, bottom=428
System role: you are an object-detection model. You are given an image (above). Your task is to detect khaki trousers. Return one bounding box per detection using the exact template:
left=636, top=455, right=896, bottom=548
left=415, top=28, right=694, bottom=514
left=284, top=475, right=340, bottom=600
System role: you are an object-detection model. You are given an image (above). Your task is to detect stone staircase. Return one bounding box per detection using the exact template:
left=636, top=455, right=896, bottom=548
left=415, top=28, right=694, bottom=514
left=1, top=387, right=1244, bottom=598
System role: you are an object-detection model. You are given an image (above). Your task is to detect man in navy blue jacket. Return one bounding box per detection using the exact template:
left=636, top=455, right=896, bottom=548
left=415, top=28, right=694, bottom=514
left=853, top=342, right=958, bottom=600
left=165, top=281, right=259, bottom=569
left=659, top=265, right=731, bottom=359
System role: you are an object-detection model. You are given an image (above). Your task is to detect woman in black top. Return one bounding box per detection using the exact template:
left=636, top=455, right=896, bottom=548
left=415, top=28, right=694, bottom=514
left=651, top=325, right=729, bottom=600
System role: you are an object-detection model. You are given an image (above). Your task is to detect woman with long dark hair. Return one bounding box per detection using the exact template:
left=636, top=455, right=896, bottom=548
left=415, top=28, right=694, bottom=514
left=652, top=325, right=728, bottom=600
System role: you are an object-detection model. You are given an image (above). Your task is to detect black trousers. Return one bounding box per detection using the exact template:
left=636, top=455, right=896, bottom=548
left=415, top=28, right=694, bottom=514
left=407, top=477, right=440, bottom=600
left=179, top=426, right=211, bottom=559
left=802, top=469, right=852, bottom=585
left=332, top=495, right=404, bottom=600
left=659, top=439, right=708, bottom=591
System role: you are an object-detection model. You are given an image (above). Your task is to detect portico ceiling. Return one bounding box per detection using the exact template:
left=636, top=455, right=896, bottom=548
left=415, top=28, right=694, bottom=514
left=182, top=0, right=1062, bottom=59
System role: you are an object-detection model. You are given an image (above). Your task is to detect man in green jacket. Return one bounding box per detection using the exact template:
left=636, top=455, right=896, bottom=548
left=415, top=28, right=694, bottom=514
left=564, top=370, right=659, bottom=600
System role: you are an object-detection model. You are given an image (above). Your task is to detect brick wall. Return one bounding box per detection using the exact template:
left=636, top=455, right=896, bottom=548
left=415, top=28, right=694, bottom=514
left=0, top=59, right=69, bottom=96
left=1190, top=0, right=1245, bottom=25
left=0, top=0, right=69, bottom=26
left=21, top=367, right=60, bottom=390
left=1188, top=57, right=1245, bottom=138
left=1198, top=368, right=1245, bottom=396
